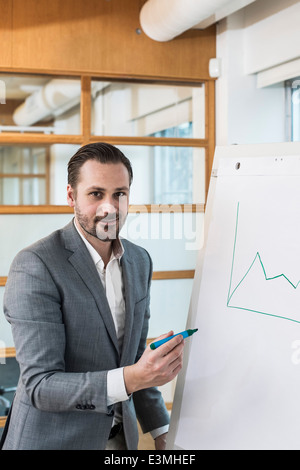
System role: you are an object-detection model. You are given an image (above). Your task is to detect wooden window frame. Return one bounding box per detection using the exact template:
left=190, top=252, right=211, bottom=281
left=0, top=146, right=50, bottom=204
left=0, top=74, right=215, bottom=214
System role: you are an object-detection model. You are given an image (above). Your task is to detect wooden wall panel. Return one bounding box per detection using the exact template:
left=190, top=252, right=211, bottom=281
left=0, top=0, right=12, bottom=68
left=2, top=0, right=216, bottom=81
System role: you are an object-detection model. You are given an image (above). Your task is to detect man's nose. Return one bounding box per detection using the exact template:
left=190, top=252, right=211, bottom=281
left=102, top=203, right=116, bottom=213
left=96, top=199, right=117, bottom=217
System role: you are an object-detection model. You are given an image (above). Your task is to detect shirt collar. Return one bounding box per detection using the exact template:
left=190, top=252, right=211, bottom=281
left=73, top=218, right=124, bottom=267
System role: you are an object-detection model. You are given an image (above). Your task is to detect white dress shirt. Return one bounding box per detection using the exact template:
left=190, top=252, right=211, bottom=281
left=74, top=220, right=168, bottom=439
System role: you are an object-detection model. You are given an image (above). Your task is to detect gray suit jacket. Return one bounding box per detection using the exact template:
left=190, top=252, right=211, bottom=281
left=1, top=220, right=169, bottom=450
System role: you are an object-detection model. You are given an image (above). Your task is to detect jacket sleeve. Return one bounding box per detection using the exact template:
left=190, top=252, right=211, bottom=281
left=3, top=249, right=112, bottom=415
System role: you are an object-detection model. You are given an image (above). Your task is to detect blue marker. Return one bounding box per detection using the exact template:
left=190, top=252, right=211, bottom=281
left=150, top=328, right=198, bottom=350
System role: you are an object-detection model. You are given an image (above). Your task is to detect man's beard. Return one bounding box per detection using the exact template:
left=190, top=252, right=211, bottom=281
left=75, top=207, right=124, bottom=242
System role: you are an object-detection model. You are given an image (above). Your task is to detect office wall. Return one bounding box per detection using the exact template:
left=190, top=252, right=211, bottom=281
left=215, top=5, right=287, bottom=146
left=243, top=0, right=300, bottom=75
left=0, top=0, right=216, bottom=81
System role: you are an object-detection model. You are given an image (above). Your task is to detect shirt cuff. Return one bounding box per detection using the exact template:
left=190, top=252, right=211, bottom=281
left=150, top=425, right=169, bottom=439
left=107, top=367, right=129, bottom=406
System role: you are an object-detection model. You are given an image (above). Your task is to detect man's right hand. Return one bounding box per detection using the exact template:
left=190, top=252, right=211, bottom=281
left=123, top=331, right=184, bottom=395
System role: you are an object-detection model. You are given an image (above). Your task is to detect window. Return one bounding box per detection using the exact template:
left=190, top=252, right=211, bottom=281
left=91, top=80, right=206, bottom=205
left=0, top=75, right=209, bottom=206
left=0, top=146, right=49, bottom=204
left=286, top=77, right=300, bottom=142
left=0, top=74, right=81, bottom=135
left=291, top=77, right=300, bottom=141
left=91, top=81, right=205, bottom=139
left=152, top=123, right=194, bottom=204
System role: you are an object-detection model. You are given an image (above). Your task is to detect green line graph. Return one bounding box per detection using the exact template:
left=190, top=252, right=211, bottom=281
left=227, top=202, right=300, bottom=324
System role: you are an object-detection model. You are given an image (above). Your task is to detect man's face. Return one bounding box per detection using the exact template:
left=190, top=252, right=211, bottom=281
left=67, top=160, right=130, bottom=242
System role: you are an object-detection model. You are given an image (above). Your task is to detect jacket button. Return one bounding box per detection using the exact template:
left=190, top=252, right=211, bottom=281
left=89, top=404, right=95, bottom=410
left=76, top=404, right=82, bottom=410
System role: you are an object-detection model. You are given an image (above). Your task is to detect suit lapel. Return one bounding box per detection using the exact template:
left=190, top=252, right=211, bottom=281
left=62, top=220, right=120, bottom=356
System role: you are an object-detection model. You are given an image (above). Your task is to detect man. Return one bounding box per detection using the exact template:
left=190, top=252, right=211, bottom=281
left=1, top=143, right=184, bottom=450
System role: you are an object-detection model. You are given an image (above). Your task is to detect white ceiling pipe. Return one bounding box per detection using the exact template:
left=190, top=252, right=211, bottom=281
left=140, top=0, right=254, bottom=41
left=13, top=79, right=81, bottom=126
left=13, top=79, right=109, bottom=127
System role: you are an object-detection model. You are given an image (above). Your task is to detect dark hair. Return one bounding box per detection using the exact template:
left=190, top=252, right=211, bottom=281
left=67, top=142, right=133, bottom=188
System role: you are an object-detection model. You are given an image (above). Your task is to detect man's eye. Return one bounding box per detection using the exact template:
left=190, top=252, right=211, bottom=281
left=90, top=192, right=102, bottom=198
left=115, top=192, right=127, bottom=198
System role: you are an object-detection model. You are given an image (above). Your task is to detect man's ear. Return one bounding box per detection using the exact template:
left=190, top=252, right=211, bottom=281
left=66, top=184, right=76, bottom=207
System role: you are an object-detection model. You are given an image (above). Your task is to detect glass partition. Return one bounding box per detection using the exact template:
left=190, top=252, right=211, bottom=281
left=0, top=144, right=204, bottom=205
left=0, top=146, right=49, bottom=204
left=0, top=144, right=80, bottom=205
left=116, top=145, right=205, bottom=205
left=0, top=74, right=81, bottom=135
left=0, top=74, right=207, bottom=206
left=91, top=80, right=205, bottom=139
left=149, top=279, right=193, bottom=337
left=290, top=77, right=300, bottom=141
